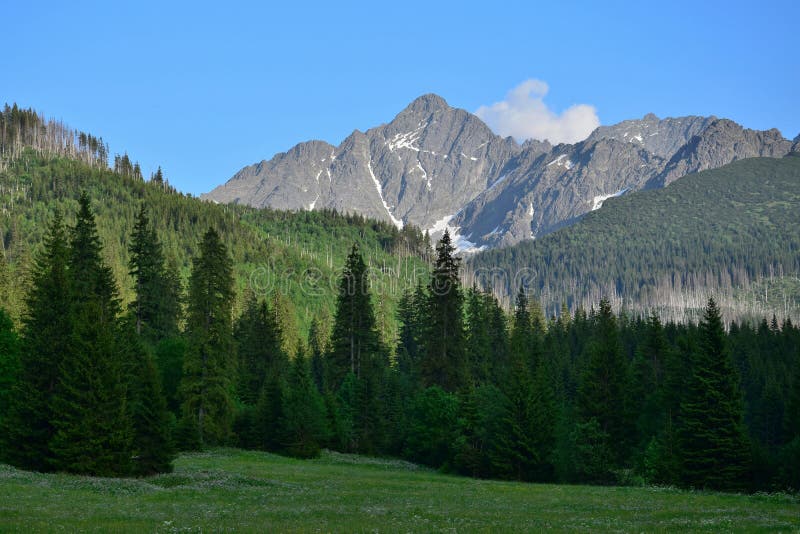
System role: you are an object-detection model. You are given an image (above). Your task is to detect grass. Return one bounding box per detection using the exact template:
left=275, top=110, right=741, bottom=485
left=1, top=449, right=798, bottom=532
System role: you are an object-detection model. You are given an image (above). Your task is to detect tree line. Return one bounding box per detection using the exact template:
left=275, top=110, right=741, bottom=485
left=467, top=155, right=800, bottom=324
left=0, top=199, right=798, bottom=492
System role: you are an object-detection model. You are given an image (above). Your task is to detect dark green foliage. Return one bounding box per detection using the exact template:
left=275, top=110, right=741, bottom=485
left=254, top=356, right=289, bottom=452
left=0, top=309, right=20, bottom=458
left=576, top=298, right=633, bottom=474
left=465, top=287, right=509, bottom=385
left=181, top=228, right=236, bottom=446
left=396, top=282, right=426, bottom=380
left=469, top=156, right=800, bottom=320
left=678, top=298, right=752, bottom=491
left=327, top=244, right=382, bottom=390
left=278, top=351, right=329, bottom=458
left=1, top=130, right=798, bottom=491
left=49, top=195, right=132, bottom=476
left=4, top=214, right=71, bottom=471
left=404, top=386, right=458, bottom=468
left=155, top=337, right=186, bottom=415
left=0, top=148, right=430, bottom=344
left=421, top=231, right=467, bottom=392
left=173, top=414, right=202, bottom=452
left=128, top=205, right=180, bottom=343
left=308, top=310, right=331, bottom=392
left=235, top=296, right=284, bottom=405
left=122, top=325, right=174, bottom=475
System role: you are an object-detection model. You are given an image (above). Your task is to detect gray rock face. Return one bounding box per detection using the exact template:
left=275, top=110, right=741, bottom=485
left=586, top=113, right=716, bottom=158
left=792, top=134, right=800, bottom=153
left=204, top=96, right=792, bottom=250
left=649, top=120, right=792, bottom=188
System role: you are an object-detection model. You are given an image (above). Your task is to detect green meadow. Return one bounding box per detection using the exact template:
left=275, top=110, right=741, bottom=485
left=1, top=449, right=797, bottom=532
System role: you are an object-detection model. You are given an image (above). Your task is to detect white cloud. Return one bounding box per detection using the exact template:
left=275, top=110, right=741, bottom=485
left=475, top=79, right=600, bottom=144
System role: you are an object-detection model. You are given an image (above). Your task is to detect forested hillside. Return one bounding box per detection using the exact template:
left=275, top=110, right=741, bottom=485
left=0, top=105, right=430, bottom=344
left=468, top=155, right=800, bottom=323
left=1, top=105, right=798, bottom=493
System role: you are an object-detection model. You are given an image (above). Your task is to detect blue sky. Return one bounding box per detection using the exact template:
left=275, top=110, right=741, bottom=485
left=2, top=1, right=797, bottom=195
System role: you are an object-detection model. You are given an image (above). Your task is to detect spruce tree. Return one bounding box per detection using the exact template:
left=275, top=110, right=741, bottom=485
left=780, top=351, right=800, bottom=488
left=396, top=282, right=426, bottom=381
left=4, top=213, right=71, bottom=471
left=421, top=230, right=467, bottom=392
left=235, top=296, right=284, bottom=405
left=465, top=286, right=492, bottom=385
left=0, top=309, right=20, bottom=459
left=181, top=227, right=235, bottom=446
left=121, top=324, right=174, bottom=475
left=128, top=204, right=180, bottom=343
left=278, top=350, right=329, bottom=458
left=328, top=244, right=381, bottom=390
left=49, top=193, right=133, bottom=476
left=308, top=310, right=331, bottom=392
left=678, top=297, right=751, bottom=491
left=575, top=298, right=632, bottom=482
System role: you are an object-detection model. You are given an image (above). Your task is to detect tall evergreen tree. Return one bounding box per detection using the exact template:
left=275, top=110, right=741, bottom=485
left=308, top=309, right=331, bottom=392
left=678, top=297, right=751, bottom=491
left=181, top=227, right=235, bottom=446
left=121, top=324, right=174, bottom=475
left=235, top=295, right=284, bottom=405
left=396, top=281, right=426, bottom=381
left=574, top=298, right=632, bottom=482
left=49, top=193, right=133, bottom=476
left=421, top=230, right=467, bottom=392
left=327, top=244, right=381, bottom=390
left=128, top=204, right=180, bottom=343
left=0, top=309, right=20, bottom=459
left=495, top=287, right=557, bottom=481
left=278, top=350, right=329, bottom=458
left=4, top=213, right=71, bottom=471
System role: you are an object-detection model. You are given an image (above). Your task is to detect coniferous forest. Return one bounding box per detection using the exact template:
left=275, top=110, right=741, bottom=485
left=0, top=106, right=798, bottom=495
left=0, top=198, right=798, bottom=492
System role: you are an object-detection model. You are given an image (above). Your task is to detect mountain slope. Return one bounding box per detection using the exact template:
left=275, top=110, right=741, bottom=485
left=205, top=95, right=792, bottom=250
left=0, top=149, right=430, bottom=343
left=466, top=154, right=800, bottom=323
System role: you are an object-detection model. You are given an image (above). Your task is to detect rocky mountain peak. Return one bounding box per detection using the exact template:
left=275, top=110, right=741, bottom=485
left=403, top=93, right=450, bottom=115
left=204, top=95, right=792, bottom=252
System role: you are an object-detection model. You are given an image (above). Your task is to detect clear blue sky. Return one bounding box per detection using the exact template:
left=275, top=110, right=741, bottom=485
left=2, top=1, right=797, bottom=195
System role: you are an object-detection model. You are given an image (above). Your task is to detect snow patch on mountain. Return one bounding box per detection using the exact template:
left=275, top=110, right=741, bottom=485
left=547, top=154, right=574, bottom=170
left=427, top=213, right=485, bottom=253
left=387, top=125, right=426, bottom=152
left=368, top=160, right=404, bottom=229
left=591, top=188, right=628, bottom=211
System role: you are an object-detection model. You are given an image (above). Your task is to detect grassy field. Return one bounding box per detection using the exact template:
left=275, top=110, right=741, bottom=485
left=1, top=449, right=798, bottom=532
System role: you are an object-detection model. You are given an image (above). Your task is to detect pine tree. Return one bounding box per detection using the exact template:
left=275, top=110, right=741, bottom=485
left=308, top=310, right=331, bottom=392
left=575, top=298, right=632, bottom=482
left=466, top=286, right=492, bottom=385
left=121, top=324, right=174, bottom=475
left=128, top=204, right=180, bottom=343
left=4, top=213, right=71, bottom=471
left=0, top=309, right=20, bottom=459
left=421, top=230, right=467, bottom=392
left=272, top=292, right=301, bottom=359
left=396, top=282, right=426, bottom=381
left=278, top=350, right=329, bottom=458
left=49, top=193, right=133, bottom=476
left=235, top=296, right=284, bottom=405
left=780, top=350, right=800, bottom=488
left=181, top=227, right=235, bottom=446
left=678, top=297, right=751, bottom=491
left=328, top=244, right=381, bottom=390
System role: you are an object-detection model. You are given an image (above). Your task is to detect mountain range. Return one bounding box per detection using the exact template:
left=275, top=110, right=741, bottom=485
left=204, top=94, right=796, bottom=250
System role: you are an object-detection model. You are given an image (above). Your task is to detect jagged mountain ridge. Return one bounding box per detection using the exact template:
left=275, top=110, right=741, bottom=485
left=204, top=95, right=793, bottom=250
